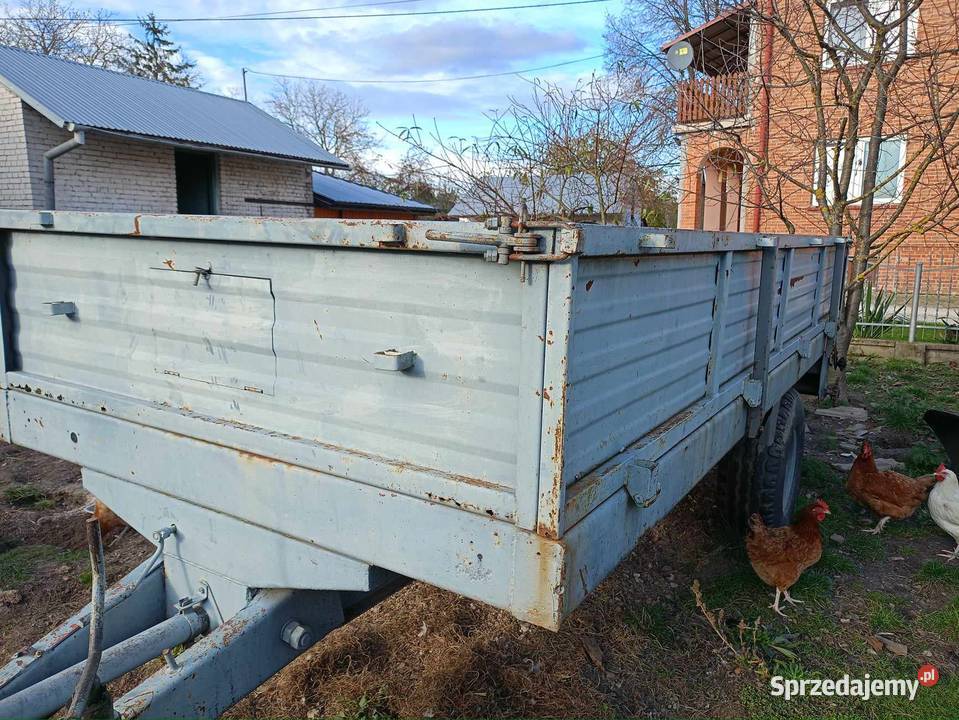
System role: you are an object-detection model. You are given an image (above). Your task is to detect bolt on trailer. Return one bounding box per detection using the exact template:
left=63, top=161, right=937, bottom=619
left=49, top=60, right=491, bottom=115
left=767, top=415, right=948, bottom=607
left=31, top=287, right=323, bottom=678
left=0, top=210, right=847, bottom=717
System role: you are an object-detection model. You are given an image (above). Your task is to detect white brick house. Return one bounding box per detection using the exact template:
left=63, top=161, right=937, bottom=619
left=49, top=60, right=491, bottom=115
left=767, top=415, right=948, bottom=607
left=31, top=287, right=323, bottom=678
left=0, top=45, right=347, bottom=217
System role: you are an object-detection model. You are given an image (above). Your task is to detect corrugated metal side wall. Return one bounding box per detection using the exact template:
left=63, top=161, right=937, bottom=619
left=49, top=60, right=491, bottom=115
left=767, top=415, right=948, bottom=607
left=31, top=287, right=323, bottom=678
left=10, top=231, right=525, bottom=497
left=563, top=254, right=717, bottom=484
left=563, top=245, right=834, bottom=487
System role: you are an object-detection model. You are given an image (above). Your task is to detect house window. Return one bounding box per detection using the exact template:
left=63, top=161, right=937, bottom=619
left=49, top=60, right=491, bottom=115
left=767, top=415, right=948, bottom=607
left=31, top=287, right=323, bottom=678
left=812, top=136, right=906, bottom=205
left=175, top=150, right=218, bottom=215
left=823, top=0, right=918, bottom=65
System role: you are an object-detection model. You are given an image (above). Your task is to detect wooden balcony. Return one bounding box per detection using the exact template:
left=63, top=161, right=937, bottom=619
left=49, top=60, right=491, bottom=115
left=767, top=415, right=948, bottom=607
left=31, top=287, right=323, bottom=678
left=677, top=72, right=749, bottom=124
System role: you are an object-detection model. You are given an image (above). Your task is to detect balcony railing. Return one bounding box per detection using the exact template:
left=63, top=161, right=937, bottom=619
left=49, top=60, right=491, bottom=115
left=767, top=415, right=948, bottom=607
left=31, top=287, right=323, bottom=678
left=677, top=72, right=749, bottom=124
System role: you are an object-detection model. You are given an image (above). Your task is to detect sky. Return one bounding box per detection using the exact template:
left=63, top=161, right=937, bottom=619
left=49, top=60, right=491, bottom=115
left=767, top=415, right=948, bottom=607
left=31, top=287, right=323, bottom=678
left=89, top=0, right=627, bottom=171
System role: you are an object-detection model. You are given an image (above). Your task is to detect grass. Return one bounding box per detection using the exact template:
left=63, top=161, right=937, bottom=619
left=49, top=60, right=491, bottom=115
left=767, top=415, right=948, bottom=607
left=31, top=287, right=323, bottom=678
left=920, top=597, right=959, bottom=642
left=2, top=484, right=54, bottom=509
left=720, top=357, right=959, bottom=719
left=800, top=458, right=890, bottom=561
left=330, top=690, right=391, bottom=720
left=624, top=602, right=672, bottom=643
left=866, top=591, right=907, bottom=632
left=854, top=324, right=951, bottom=343
left=846, top=357, right=959, bottom=440
left=903, top=444, right=944, bottom=476
left=915, top=560, right=959, bottom=589
left=817, top=433, right=840, bottom=452
left=0, top=544, right=83, bottom=588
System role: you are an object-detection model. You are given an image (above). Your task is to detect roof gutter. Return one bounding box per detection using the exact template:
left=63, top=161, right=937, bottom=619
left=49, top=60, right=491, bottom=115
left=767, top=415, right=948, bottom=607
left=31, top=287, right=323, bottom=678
left=43, top=130, right=85, bottom=210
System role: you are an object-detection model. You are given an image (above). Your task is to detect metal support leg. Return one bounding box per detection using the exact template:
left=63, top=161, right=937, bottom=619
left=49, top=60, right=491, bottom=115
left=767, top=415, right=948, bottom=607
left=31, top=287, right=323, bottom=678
left=0, top=609, right=207, bottom=719
left=0, top=557, right=165, bottom=700
left=112, top=589, right=346, bottom=719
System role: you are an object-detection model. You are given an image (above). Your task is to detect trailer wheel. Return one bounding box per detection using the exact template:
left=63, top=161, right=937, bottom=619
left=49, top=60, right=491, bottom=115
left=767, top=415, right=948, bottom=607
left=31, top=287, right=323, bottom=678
left=719, top=388, right=805, bottom=532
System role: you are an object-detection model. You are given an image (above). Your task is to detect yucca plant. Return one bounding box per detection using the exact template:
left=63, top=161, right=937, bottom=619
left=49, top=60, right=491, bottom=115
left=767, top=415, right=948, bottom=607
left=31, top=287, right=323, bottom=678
left=856, top=284, right=909, bottom=338
left=940, top=309, right=959, bottom=344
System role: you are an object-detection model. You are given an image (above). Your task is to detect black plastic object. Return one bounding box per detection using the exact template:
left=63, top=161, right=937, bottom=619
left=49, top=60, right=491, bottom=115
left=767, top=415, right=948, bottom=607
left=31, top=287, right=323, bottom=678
left=924, top=409, right=959, bottom=469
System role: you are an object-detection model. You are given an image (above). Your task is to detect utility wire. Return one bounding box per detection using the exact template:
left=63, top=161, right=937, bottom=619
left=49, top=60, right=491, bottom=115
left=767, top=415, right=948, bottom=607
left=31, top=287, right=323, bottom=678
left=6, top=0, right=613, bottom=24
left=221, top=0, right=425, bottom=20
left=245, top=53, right=605, bottom=84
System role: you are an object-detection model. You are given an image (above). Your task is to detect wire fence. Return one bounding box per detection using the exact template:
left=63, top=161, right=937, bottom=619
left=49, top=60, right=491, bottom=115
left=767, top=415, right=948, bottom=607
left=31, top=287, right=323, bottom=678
left=855, top=248, right=959, bottom=344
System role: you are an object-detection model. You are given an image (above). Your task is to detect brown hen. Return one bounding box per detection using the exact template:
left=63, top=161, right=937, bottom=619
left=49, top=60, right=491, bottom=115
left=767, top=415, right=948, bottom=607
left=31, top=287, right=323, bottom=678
left=93, top=499, right=127, bottom=536
left=846, top=440, right=936, bottom=534
left=746, top=499, right=829, bottom=617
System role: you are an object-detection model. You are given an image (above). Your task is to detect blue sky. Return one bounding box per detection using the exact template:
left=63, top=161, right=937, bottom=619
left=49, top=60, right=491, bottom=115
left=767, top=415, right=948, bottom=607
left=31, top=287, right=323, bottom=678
left=89, top=0, right=624, bottom=169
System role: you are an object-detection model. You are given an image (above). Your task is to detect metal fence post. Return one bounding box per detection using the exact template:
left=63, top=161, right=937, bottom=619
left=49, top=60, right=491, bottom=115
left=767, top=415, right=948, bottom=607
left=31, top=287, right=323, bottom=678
left=908, top=261, right=923, bottom=343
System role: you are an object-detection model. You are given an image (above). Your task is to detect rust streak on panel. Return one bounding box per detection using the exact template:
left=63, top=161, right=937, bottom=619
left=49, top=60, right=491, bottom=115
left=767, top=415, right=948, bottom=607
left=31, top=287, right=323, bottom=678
left=522, top=533, right=566, bottom=629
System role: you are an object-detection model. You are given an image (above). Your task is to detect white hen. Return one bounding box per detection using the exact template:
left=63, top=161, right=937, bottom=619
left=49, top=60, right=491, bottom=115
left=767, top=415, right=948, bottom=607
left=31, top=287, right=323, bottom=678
left=928, top=464, right=959, bottom=561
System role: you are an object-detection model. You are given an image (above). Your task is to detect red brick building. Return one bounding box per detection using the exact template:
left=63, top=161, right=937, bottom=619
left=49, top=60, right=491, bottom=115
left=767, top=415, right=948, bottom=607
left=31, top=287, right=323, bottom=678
left=663, top=0, right=959, bottom=268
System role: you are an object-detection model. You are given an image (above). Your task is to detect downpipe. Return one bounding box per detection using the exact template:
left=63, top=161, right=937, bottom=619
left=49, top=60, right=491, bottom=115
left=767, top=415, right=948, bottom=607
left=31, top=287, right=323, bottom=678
left=0, top=608, right=208, bottom=719
left=43, top=130, right=85, bottom=210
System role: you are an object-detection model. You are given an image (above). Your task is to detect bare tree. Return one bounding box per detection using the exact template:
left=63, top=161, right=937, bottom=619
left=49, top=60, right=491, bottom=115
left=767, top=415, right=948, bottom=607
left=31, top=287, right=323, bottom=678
left=0, top=0, right=128, bottom=67
left=268, top=79, right=379, bottom=179
left=387, top=73, right=671, bottom=224
left=380, top=151, right=459, bottom=213
left=609, top=0, right=959, bottom=399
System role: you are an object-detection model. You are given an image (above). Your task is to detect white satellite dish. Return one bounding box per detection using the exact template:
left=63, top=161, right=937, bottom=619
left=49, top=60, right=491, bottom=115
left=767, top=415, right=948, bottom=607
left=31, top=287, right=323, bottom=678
left=666, top=40, right=694, bottom=71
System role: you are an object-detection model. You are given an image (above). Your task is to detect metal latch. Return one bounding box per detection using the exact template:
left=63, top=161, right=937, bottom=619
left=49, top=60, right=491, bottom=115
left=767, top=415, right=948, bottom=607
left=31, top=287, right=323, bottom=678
left=371, top=349, right=416, bottom=372
left=623, top=458, right=661, bottom=508
left=44, top=301, right=76, bottom=317
left=175, top=580, right=210, bottom=613
left=193, top=265, right=213, bottom=287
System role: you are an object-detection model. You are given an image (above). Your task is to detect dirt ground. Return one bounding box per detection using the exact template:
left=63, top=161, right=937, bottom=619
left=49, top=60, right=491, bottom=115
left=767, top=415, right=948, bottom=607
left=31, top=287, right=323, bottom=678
left=0, top=356, right=957, bottom=718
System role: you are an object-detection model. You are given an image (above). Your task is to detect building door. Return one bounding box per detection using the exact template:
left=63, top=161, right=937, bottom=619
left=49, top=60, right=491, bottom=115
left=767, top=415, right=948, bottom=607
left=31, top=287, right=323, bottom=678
left=175, top=150, right=217, bottom=215
left=694, top=149, right=743, bottom=232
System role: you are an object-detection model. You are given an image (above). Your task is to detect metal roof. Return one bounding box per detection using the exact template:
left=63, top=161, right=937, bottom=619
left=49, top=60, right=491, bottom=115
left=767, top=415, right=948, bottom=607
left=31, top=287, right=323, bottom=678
left=660, top=5, right=751, bottom=75
left=312, top=172, right=436, bottom=212
left=0, top=45, right=348, bottom=168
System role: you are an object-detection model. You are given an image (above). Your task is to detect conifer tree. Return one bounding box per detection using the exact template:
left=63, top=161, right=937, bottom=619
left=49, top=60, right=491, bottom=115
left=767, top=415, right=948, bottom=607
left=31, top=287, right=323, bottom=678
left=123, top=13, right=198, bottom=87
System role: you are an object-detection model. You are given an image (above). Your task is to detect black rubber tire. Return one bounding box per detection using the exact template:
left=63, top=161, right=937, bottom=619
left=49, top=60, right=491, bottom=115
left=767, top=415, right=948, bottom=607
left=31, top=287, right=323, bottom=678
left=719, top=388, right=805, bottom=532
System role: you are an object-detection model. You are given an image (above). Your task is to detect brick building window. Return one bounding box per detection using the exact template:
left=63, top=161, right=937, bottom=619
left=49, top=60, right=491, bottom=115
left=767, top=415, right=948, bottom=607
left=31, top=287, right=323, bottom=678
left=824, top=0, right=918, bottom=65
left=812, top=136, right=906, bottom=205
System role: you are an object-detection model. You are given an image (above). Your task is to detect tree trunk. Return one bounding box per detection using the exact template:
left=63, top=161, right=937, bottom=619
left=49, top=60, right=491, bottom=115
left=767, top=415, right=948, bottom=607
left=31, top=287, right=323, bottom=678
left=829, top=56, right=898, bottom=403
left=834, top=281, right=862, bottom=403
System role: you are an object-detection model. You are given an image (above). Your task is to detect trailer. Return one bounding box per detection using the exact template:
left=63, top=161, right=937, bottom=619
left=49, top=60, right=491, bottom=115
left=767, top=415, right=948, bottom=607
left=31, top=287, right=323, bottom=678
left=0, top=210, right=846, bottom=717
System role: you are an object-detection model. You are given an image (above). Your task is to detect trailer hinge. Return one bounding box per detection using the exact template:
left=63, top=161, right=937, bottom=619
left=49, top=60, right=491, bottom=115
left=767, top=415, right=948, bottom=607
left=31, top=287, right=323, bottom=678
left=424, top=228, right=543, bottom=266
left=824, top=321, right=837, bottom=339
left=623, top=459, right=661, bottom=509
left=743, top=379, right=763, bottom=408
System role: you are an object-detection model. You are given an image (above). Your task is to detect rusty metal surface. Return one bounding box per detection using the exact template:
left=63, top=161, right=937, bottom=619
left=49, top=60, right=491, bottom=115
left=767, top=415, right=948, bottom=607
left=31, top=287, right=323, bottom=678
left=0, top=211, right=844, bottom=633
left=0, top=558, right=165, bottom=700
left=10, top=228, right=527, bottom=497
